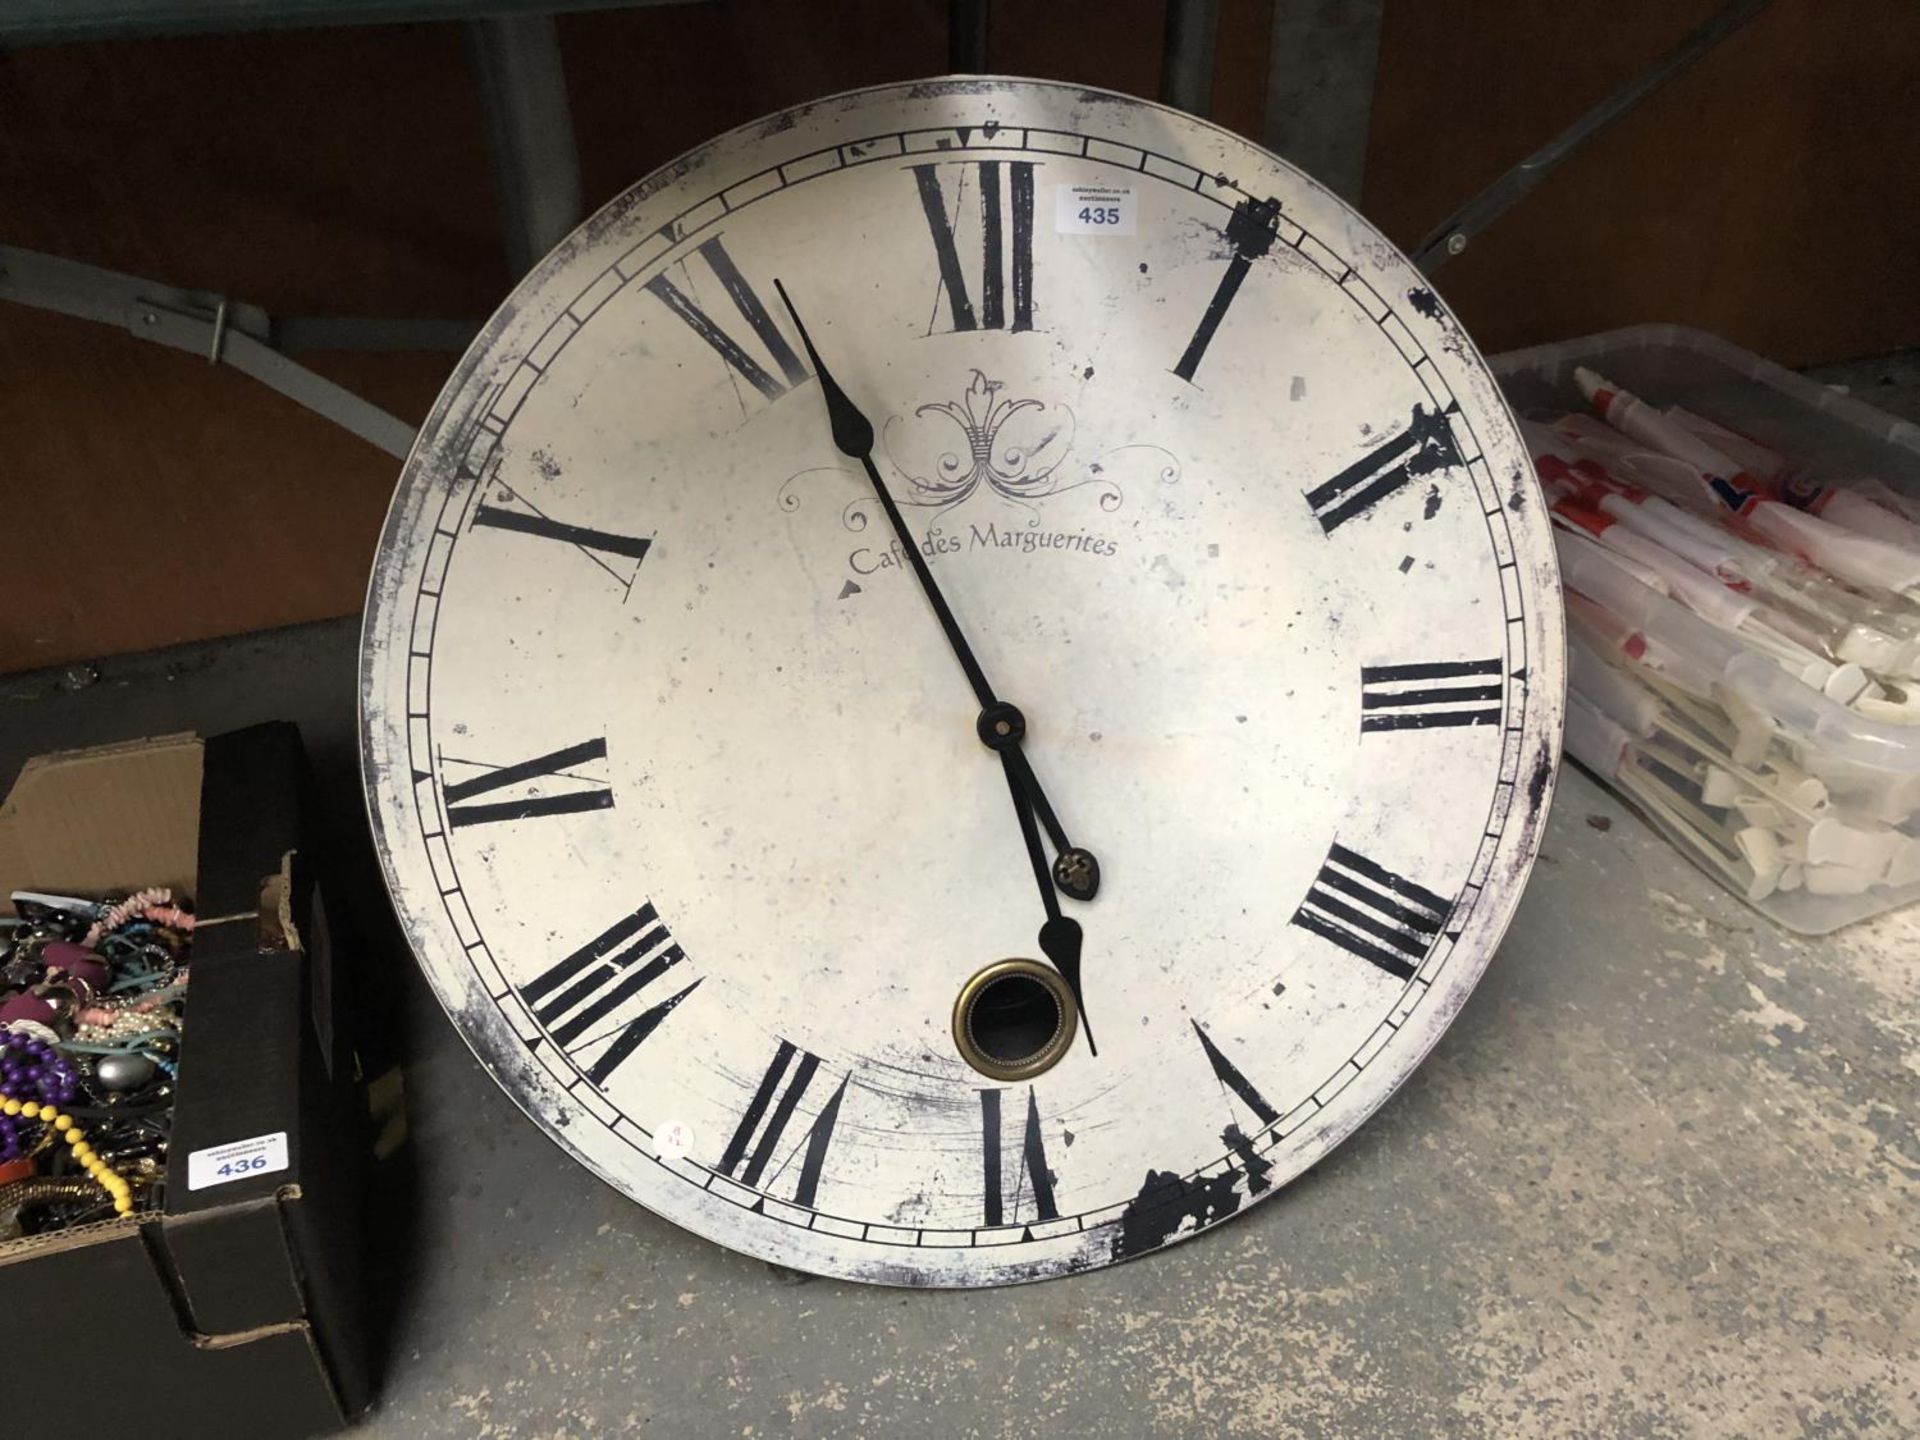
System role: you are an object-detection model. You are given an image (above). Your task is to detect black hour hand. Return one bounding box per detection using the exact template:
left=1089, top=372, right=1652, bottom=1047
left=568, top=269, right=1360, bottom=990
left=981, top=706, right=1099, bottom=903
left=772, top=279, right=873, bottom=458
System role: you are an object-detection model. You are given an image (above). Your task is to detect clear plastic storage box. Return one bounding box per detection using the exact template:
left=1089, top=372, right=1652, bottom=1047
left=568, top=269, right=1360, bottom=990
left=1493, top=325, right=1920, bottom=934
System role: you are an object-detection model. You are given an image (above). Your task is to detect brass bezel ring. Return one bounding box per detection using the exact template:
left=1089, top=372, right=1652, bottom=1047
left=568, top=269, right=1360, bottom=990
left=952, top=958, right=1078, bottom=1082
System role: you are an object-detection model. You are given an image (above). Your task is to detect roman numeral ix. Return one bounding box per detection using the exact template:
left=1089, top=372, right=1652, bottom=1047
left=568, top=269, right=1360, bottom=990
left=520, top=901, right=700, bottom=1086
left=645, top=235, right=809, bottom=402
left=1291, top=843, right=1453, bottom=980
left=981, top=1087, right=1057, bottom=1230
left=1306, top=403, right=1463, bottom=533
left=913, top=159, right=1036, bottom=333
left=1361, top=658, right=1504, bottom=732
left=718, top=1040, right=847, bottom=1209
left=443, top=737, right=614, bottom=828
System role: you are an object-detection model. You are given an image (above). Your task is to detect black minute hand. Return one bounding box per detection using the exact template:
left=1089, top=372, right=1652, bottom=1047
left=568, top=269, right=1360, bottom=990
left=773, top=280, right=1100, bottom=904
left=1000, top=752, right=1097, bottom=1055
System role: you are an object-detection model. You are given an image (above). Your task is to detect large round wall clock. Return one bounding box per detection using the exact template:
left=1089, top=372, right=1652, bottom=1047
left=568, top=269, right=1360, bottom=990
left=361, top=77, right=1564, bottom=1287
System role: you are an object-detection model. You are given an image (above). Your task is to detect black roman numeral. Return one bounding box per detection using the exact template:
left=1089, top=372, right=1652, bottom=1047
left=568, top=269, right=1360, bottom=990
left=1293, top=843, right=1452, bottom=979
left=644, top=236, right=809, bottom=402
left=1361, top=658, right=1504, bottom=732
left=1190, top=1021, right=1279, bottom=1127
left=472, top=503, right=651, bottom=594
left=1174, top=195, right=1281, bottom=383
left=912, top=160, right=1036, bottom=333
left=1305, top=403, right=1464, bottom=533
left=443, top=738, right=614, bottom=828
left=717, top=1040, right=847, bottom=1209
left=471, top=505, right=651, bottom=563
left=520, top=901, right=699, bottom=1086
left=980, top=1087, right=1057, bottom=1229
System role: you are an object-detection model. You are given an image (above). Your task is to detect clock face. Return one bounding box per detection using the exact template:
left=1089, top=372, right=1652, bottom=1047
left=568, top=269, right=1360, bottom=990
left=360, top=78, right=1563, bottom=1287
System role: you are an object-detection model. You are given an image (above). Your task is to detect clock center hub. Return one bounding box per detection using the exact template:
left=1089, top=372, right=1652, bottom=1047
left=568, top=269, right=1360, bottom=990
left=953, top=959, right=1078, bottom=1082
left=975, top=701, right=1027, bottom=750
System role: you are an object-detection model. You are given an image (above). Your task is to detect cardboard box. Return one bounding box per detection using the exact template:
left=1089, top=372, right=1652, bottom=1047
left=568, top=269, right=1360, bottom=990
left=0, top=723, right=370, bottom=1438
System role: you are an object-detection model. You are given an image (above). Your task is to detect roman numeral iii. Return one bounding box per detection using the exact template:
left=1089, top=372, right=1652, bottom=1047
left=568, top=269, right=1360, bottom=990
left=1306, top=403, right=1463, bottom=533
left=913, top=159, right=1036, bottom=333
left=520, top=901, right=699, bottom=1086
left=1361, top=658, right=1504, bottom=732
left=443, top=737, right=614, bottom=828
left=1291, top=842, right=1453, bottom=980
left=718, top=1040, right=847, bottom=1209
left=980, top=1087, right=1057, bottom=1229
left=645, top=236, right=809, bottom=401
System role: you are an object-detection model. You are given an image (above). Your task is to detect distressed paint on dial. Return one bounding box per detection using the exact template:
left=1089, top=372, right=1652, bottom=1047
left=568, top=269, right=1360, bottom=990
left=360, top=78, right=1565, bottom=1287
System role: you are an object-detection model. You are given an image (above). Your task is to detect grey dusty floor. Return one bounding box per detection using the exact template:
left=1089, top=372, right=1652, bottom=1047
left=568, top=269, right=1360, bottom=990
left=1, top=354, right=1916, bottom=1438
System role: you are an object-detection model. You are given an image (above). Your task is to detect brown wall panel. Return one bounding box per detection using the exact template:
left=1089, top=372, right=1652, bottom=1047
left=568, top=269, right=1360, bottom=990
left=561, top=0, right=945, bottom=208
left=0, top=307, right=443, bottom=670
left=0, top=25, right=506, bottom=312
left=0, top=24, right=498, bottom=671
left=1362, top=0, right=1920, bottom=366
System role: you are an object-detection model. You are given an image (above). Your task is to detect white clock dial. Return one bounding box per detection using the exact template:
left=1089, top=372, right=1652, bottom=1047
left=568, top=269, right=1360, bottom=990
left=361, top=78, right=1564, bottom=1287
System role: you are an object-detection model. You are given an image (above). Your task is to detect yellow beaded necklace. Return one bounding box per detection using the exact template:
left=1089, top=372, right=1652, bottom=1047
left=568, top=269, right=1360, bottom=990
left=0, top=1098, right=133, bottom=1217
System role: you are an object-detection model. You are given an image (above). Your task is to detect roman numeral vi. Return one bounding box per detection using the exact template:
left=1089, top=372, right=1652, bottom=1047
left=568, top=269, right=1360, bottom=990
left=980, top=1087, right=1057, bottom=1229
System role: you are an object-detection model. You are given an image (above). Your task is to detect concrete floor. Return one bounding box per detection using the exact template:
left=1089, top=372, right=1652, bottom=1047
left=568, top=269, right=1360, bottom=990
left=2, top=352, right=1916, bottom=1437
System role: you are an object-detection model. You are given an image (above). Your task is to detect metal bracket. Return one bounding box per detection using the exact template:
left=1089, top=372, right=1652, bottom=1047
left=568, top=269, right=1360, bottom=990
left=471, top=13, right=587, bottom=280
left=1160, top=0, right=1223, bottom=117
left=950, top=0, right=989, bottom=74
left=0, top=244, right=420, bottom=458
left=1410, top=0, right=1772, bottom=274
